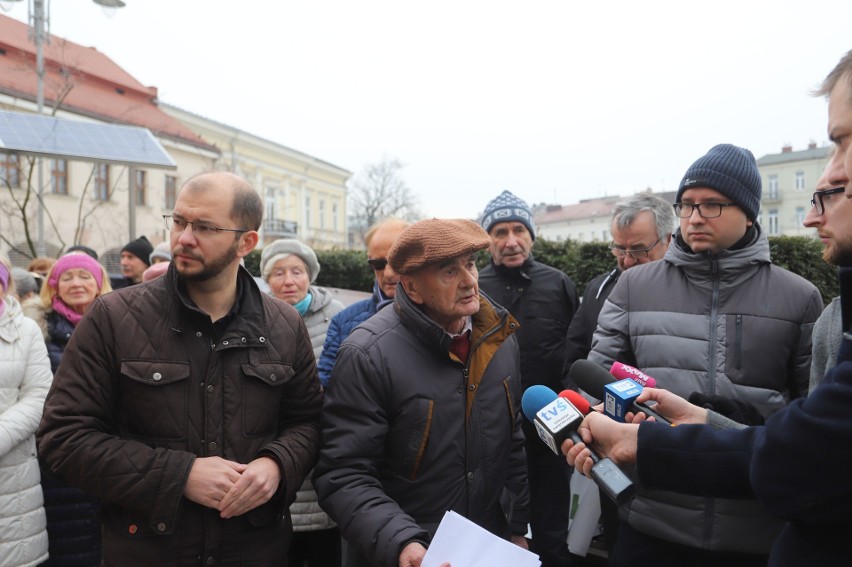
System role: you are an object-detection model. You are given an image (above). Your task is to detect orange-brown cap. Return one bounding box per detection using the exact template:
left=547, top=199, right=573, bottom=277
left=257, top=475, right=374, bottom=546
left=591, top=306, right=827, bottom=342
left=388, top=218, right=490, bottom=275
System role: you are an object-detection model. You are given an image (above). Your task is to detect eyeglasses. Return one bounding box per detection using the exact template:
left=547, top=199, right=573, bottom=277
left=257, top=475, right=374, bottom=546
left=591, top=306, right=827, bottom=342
left=610, top=237, right=662, bottom=259
left=367, top=258, right=388, bottom=271
left=810, top=187, right=845, bottom=215
left=163, top=215, right=249, bottom=236
left=673, top=202, right=737, bottom=219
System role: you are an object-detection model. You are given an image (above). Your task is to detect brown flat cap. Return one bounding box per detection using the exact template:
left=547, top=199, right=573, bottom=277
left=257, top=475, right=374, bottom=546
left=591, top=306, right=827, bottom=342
left=388, top=218, right=490, bottom=275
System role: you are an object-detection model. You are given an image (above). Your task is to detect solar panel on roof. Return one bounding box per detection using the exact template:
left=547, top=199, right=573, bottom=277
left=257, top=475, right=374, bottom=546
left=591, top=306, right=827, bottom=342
left=0, top=110, right=177, bottom=169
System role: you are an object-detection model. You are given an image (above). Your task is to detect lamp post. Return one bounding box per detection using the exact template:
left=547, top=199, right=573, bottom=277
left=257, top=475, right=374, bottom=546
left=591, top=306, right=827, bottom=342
left=14, top=0, right=125, bottom=256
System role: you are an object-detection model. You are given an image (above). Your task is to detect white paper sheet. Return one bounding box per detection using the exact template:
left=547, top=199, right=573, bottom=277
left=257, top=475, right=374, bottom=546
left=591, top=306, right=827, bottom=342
left=421, top=510, right=541, bottom=567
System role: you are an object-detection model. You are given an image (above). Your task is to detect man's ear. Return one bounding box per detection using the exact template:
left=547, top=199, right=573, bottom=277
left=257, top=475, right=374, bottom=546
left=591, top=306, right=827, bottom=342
left=401, top=275, right=424, bottom=305
left=237, top=231, right=260, bottom=258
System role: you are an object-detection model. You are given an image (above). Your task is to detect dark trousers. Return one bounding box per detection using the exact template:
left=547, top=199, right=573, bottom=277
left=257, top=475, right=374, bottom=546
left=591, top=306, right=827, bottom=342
left=609, top=522, right=769, bottom=567
left=287, top=527, right=341, bottom=567
left=526, top=436, right=573, bottom=567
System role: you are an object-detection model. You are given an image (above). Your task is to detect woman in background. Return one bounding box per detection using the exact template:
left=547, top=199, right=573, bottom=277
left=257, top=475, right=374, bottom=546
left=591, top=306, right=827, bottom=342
left=260, top=239, right=344, bottom=567
left=0, top=256, right=52, bottom=567
left=38, top=253, right=112, bottom=565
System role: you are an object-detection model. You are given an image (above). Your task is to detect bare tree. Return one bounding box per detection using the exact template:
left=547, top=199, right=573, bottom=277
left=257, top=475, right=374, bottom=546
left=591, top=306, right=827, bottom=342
left=348, top=157, right=421, bottom=242
left=0, top=40, right=113, bottom=259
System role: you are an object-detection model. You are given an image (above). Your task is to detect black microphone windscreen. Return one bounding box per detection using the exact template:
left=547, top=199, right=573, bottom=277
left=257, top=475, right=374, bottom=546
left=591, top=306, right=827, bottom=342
left=568, top=359, right=614, bottom=400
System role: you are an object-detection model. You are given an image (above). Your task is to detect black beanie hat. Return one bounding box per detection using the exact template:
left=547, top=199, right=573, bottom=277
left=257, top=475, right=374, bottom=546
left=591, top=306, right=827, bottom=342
left=121, top=236, right=154, bottom=266
left=676, top=144, right=762, bottom=220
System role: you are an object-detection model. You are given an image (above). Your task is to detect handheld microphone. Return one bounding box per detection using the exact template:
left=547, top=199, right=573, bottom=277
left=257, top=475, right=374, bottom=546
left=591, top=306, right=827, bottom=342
left=521, top=385, right=634, bottom=504
left=610, top=362, right=657, bottom=388
left=568, top=359, right=670, bottom=424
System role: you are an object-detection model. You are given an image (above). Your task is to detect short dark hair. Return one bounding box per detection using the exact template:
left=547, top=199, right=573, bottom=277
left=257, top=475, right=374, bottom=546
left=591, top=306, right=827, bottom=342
left=182, top=172, right=263, bottom=231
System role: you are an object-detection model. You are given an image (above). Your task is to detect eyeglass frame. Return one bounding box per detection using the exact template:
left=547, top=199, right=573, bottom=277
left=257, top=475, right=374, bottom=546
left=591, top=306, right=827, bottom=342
left=163, top=214, right=250, bottom=236
left=610, top=237, right=663, bottom=259
left=367, top=258, right=389, bottom=271
left=673, top=202, right=738, bottom=219
left=810, top=187, right=846, bottom=215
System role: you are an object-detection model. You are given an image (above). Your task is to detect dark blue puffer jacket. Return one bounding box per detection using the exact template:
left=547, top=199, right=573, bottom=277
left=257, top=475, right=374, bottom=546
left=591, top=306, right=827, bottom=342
left=42, top=310, right=102, bottom=567
left=318, top=281, right=391, bottom=386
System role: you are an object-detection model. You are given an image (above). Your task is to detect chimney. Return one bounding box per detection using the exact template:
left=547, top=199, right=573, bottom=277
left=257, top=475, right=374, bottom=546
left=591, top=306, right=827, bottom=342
left=781, top=144, right=793, bottom=153
left=808, top=140, right=817, bottom=150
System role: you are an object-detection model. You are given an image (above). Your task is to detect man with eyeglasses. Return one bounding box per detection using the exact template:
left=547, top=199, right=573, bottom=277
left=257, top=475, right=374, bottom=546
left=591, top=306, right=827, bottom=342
left=477, top=189, right=578, bottom=567
left=318, top=218, right=409, bottom=387
left=563, top=191, right=675, bottom=385
left=805, top=161, right=849, bottom=391
left=38, top=171, right=323, bottom=566
left=562, top=49, right=852, bottom=567
left=587, top=143, right=823, bottom=566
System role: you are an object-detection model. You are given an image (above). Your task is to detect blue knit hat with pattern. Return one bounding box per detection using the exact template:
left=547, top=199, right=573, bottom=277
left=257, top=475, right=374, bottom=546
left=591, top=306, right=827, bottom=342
left=481, top=190, right=536, bottom=240
left=676, top=144, right=762, bottom=220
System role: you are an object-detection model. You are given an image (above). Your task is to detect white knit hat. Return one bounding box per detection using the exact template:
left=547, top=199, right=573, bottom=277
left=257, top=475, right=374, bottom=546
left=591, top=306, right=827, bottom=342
left=260, top=239, right=320, bottom=283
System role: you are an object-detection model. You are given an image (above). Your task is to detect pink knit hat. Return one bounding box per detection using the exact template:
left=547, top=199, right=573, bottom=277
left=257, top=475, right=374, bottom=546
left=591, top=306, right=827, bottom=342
left=48, top=253, right=105, bottom=289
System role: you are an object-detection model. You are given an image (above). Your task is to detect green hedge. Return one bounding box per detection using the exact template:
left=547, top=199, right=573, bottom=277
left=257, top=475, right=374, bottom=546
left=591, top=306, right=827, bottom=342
left=250, top=236, right=839, bottom=304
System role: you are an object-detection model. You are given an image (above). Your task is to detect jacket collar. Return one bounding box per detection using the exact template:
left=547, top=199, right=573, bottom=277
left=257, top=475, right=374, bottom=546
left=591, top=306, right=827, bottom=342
left=164, top=263, right=268, bottom=344
left=0, top=296, right=23, bottom=343
left=393, top=285, right=515, bottom=357
left=489, top=253, right=535, bottom=280
left=668, top=223, right=769, bottom=276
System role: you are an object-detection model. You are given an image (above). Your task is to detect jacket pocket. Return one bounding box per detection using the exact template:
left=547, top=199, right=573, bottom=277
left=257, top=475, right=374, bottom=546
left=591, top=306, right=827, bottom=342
left=241, top=362, right=294, bottom=437
left=119, top=361, right=190, bottom=441
left=386, top=396, right=434, bottom=481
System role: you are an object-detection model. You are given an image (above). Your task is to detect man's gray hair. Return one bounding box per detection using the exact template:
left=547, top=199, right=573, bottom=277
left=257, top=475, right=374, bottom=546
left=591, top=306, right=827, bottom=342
left=611, top=191, right=676, bottom=240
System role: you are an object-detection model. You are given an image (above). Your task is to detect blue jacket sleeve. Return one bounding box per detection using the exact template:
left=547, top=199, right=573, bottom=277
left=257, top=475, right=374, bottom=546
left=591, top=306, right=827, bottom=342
left=317, top=313, right=344, bottom=387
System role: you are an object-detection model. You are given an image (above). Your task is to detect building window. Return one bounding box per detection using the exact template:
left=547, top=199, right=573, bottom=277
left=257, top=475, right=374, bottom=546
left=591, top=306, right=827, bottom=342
left=795, top=207, right=805, bottom=226
left=767, top=175, right=779, bottom=200
left=768, top=209, right=779, bottom=235
left=795, top=171, right=805, bottom=191
left=333, top=203, right=339, bottom=232
left=602, top=229, right=608, bottom=241
left=134, top=170, right=146, bottom=206
left=164, top=175, right=177, bottom=209
left=50, top=159, right=68, bottom=195
left=319, top=200, right=325, bottom=230
left=305, top=196, right=311, bottom=229
left=94, top=163, right=110, bottom=201
left=0, top=152, right=20, bottom=187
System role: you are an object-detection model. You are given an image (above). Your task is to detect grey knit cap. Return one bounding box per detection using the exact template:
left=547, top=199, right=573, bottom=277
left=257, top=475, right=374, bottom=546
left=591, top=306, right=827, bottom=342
left=676, top=144, right=762, bottom=220
left=260, top=239, right=320, bottom=283
left=480, top=190, right=536, bottom=240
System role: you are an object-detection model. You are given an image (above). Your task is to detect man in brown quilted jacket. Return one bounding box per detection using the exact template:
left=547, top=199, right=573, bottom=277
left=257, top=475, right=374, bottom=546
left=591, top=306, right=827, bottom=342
left=38, top=172, right=323, bottom=566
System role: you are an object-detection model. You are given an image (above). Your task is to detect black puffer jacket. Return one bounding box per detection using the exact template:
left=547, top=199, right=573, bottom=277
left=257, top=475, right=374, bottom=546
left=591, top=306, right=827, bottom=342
left=38, top=265, right=323, bottom=566
left=478, top=255, right=578, bottom=393
left=315, top=288, right=529, bottom=567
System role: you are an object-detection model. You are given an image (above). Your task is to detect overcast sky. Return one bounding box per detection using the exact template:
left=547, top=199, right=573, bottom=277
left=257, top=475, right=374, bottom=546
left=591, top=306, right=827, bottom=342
left=3, top=0, right=850, bottom=219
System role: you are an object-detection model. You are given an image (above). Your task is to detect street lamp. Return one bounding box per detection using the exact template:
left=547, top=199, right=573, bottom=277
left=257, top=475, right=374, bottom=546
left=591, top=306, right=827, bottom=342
left=9, top=0, right=125, bottom=256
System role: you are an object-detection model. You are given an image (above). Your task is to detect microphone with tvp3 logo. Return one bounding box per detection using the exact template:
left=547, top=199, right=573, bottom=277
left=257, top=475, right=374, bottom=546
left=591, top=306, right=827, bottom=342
left=569, top=359, right=671, bottom=424
left=521, top=385, right=634, bottom=504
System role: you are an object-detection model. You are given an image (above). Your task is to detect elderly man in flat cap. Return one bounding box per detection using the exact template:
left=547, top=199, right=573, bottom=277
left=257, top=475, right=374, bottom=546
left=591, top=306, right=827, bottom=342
left=315, top=218, right=530, bottom=567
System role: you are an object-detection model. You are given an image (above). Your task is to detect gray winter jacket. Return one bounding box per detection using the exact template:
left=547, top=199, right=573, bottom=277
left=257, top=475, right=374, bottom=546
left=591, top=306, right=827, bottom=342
left=589, top=226, right=823, bottom=554
left=289, top=286, right=344, bottom=533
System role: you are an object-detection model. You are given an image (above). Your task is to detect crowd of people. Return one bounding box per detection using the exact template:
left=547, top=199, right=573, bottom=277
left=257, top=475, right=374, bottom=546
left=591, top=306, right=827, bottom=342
left=0, top=49, right=850, bottom=567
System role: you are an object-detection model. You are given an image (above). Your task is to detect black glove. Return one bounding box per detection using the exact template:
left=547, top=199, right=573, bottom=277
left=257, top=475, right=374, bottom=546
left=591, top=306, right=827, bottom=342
left=687, top=392, right=765, bottom=426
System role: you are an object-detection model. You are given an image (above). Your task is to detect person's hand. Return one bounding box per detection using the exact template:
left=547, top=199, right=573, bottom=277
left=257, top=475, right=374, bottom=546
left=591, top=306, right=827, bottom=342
left=183, top=456, right=247, bottom=508
left=626, top=388, right=708, bottom=425
left=560, top=412, right=639, bottom=476
left=511, top=534, right=529, bottom=549
left=398, top=542, right=428, bottom=567
left=218, top=456, right=281, bottom=518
